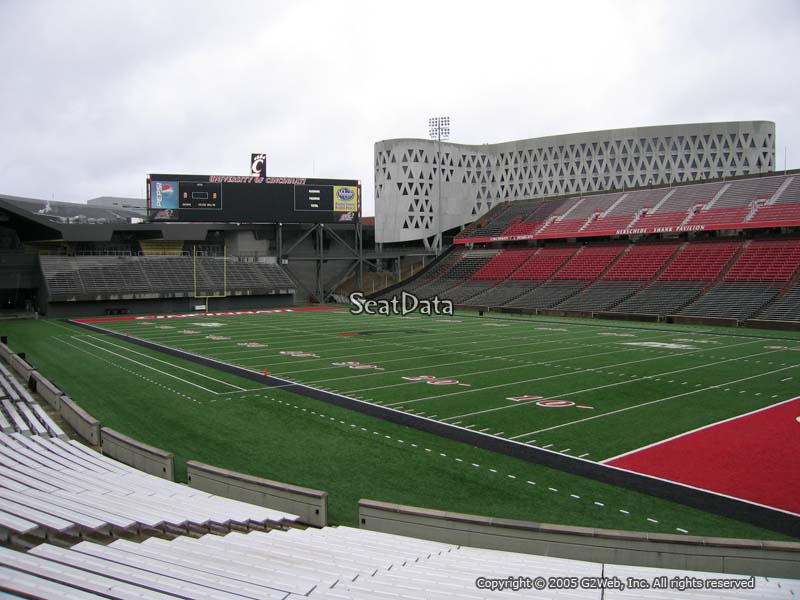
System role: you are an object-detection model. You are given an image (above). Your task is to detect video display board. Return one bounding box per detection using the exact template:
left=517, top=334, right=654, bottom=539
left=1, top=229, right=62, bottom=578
left=147, top=174, right=360, bottom=224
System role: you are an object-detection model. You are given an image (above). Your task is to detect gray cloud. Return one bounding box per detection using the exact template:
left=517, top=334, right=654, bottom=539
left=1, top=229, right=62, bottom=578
left=1, top=0, right=797, bottom=215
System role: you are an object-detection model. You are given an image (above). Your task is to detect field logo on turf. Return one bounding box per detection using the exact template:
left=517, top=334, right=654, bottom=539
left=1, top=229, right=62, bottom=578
left=674, top=338, right=720, bottom=344
left=155, top=325, right=175, bottom=330
left=535, top=400, right=593, bottom=409
left=332, top=361, right=383, bottom=370
left=348, top=291, right=453, bottom=317
left=206, top=335, right=230, bottom=340
left=623, top=341, right=697, bottom=350
left=238, top=342, right=268, bottom=348
left=507, top=395, right=543, bottom=402
left=537, top=400, right=575, bottom=408
left=191, top=322, right=225, bottom=328
left=280, top=350, right=320, bottom=358
left=402, top=375, right=470, bottom=386
left=179, top=329, right=200, bottom=334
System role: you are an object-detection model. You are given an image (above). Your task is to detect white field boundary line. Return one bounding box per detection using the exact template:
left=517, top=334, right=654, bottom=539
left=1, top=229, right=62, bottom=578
left=225, top=326, right=593, bottom=364
left=601, top=396, right=800, bottom=463
left=369, top=337, right=766, bottom=402
left=303, top=335, right=685, bottom=389
left=55, top=337, right=206, bottom=404
left=70, top=320, right=800, bottom=520
left=120, top=314, right=586, bottom=354
left=509, top=363, right=800, bottom=440
left=84, top=335, right=250, bottom=391
left=121, top=320, right=601, bottom=371
left=272, top=329, right=677, bottom=377
left=67, top=336, right=246, bottom=395
left=118, top=307, right=684, bottom=350
left=115, top=305, right=800, bottom=344
left=111, top=312, right=473, bottom=342
left=215, top=326, right=588, bottom=365
left=444, top=343, right=790, bottom=422
left=123, top=325, right=590, bottom=374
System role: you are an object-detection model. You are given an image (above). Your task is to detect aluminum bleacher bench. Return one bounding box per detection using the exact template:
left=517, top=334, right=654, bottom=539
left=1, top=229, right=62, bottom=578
left=0, top=564, right=108, bottom=600
left=15, top=403, right=47, bottom=436
left=0, top=400, right=29, bottom=436
left=72, top=540, right=290, bottom=600
left=0, top=547, right=178, bottom=599
left=28, top=403, right=68, bottom=439
left=30, top=543, right=249, bottom=600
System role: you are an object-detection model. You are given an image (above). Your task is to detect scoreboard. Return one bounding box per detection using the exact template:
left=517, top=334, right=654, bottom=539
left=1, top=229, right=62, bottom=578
left=147, top=174, right=360, bottom=224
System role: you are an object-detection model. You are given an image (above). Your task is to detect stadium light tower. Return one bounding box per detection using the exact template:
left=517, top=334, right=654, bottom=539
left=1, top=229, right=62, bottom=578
left=429, top=116, right=450, bottom=255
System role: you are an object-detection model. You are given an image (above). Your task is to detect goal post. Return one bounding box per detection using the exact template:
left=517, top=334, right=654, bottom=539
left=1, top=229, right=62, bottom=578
left=193, top=244, right=228, bottom=311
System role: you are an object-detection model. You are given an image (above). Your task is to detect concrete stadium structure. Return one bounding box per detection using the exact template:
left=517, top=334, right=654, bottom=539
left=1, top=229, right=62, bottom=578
left=375, top=121, right=775, bottom=245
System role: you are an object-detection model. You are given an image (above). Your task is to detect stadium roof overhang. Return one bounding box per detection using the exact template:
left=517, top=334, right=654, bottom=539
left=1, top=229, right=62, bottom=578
left=0, top=196, right=372, bottom=243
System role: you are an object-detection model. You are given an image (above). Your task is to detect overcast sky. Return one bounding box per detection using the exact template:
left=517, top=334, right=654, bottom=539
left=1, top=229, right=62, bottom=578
left=1, top=0, right=798, bottom=215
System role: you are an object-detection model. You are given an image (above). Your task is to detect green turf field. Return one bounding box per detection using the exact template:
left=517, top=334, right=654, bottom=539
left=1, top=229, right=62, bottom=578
left=87, top=307, right=800, bottom=462
left=2, top=311, right=798, bottom=541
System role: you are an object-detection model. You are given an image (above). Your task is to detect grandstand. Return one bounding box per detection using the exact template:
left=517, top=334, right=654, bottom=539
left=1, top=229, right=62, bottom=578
left=373, top=170, right=800, bottom=327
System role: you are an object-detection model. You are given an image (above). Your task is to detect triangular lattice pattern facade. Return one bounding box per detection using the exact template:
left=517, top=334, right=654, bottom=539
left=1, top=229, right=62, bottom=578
left=375, top=121, right=775, bottom=243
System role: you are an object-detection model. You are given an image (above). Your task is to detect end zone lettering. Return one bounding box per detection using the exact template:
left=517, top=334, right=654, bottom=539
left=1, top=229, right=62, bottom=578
left=349, top=291, right=453, bottom=317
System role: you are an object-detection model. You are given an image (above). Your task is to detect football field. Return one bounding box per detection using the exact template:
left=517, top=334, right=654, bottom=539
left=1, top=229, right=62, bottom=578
left=73, top=306, right=800, bottom=516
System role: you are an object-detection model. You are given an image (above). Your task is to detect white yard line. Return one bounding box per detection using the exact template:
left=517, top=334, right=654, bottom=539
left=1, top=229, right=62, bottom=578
left=85, top=335, right=249, bottom=390
left=387, top=338, right=766, bottom=409
left=68, top=336, right=242, bottom=394
left=509, top=364, right=800, bottom=440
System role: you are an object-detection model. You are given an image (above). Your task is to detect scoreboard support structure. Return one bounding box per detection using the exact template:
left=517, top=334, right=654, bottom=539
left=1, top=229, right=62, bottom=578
left=146, top=172, right=395, bottom=303
left=277, top=222, right=373, bottom=303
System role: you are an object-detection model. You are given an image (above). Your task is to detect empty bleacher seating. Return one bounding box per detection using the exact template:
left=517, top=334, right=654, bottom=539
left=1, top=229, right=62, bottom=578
left=510, top=247, right=576, bottom=280
left=678, top=283, right=781, bottom=320
left=536, top=218, right=586, bottom=237
left=471, top=248, right=534, bottom=280
left=658, top=241, right=740, bottom=281
left=628, top=210, right=688, bottom=231
left=755, top=285, right=800, bottom=321
left=456, top=174, right=800, bottom=243
left=684, top=206, right=751, bottom=228
left=748, top=202, right=800, bottom=225
left=555, top=281, right=641, bottom=312
left=609, top=282, right=706, bottom=315
left=39, top=256, right=295, bottom=300
left=553, top=245, right=626, bottom=280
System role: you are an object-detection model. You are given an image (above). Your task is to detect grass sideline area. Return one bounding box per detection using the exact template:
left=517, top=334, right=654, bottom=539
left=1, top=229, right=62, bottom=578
left=1, top=312, right=797, bottom=541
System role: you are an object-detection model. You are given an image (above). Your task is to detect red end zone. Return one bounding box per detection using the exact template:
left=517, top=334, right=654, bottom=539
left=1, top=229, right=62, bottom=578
left=73, top=306, right=343, bottom=323
left=605, top=397, right=800, bottom=515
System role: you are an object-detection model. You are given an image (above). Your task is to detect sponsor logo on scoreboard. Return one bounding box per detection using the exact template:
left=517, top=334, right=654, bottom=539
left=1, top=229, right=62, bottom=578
left=337, top=212, right=356, bottom=222
left=151, top=181, right=179, bottom=209
left=334, top=186, right=359, bottom=212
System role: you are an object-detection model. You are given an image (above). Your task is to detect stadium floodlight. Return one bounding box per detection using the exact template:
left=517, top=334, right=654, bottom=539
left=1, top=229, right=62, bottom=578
left=429, top=116, right=450, bottom=255
left=428, top=116, right=450, bottom=141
